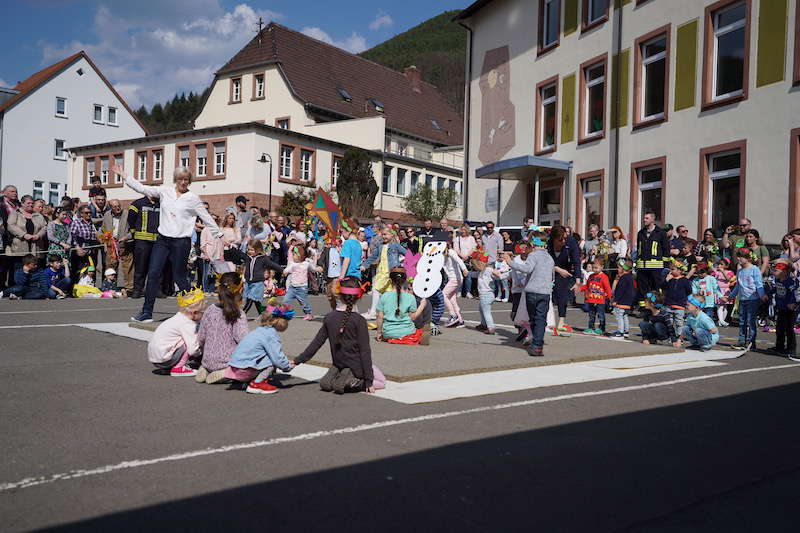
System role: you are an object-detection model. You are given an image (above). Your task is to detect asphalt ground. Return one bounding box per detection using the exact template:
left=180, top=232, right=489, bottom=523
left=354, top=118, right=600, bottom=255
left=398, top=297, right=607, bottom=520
left=0, top=295, right=798, bottom=532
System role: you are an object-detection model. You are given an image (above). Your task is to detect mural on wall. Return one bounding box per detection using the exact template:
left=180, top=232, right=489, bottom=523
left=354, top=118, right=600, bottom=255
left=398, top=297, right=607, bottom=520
left=478, top=45, right=516, bottom=166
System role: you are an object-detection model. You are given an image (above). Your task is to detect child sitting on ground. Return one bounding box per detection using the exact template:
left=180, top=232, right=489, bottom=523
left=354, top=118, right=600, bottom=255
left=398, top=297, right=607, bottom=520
left=767, top=259, right=798, bottom=357
left=198, top=272, right=249, bottom=384
left=680, top=294, right=719, bottom=351
left=471, top=249, right=501, bottom=334
left=100, top=268, right=123, bottom=298
left=610, top=258, right=635, bottom=338
left=226, top=301, right=295, bottom=394
left=283, top=245, right=321, bottom=320
left=147, top=289, right=205, bottom=377
left=241, top=239, right=282, bottom=316
left=294, top=276, right=375, bottom=394
left=44, top=254, right=72, bottom=299
left=579, top=258, right=612, bottom=335
left=2, top=254, right=48, bottom=300
left=690, top=264, right=722, bottom=320
left=376, top=267, right=429, bottom=344
left=639, top=291, right=679, bottom=347
left=73, top=263, right=102, bottom=298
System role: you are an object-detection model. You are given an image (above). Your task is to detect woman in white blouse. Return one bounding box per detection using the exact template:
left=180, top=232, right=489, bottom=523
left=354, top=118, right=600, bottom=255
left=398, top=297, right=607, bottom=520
left=113, top=164, right=221, bottom=322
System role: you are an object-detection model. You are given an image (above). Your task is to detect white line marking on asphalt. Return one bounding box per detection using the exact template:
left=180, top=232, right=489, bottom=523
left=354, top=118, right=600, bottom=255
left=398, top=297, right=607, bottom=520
left=0, top=307, right=139, bottom=315
left=0, top=324, right=77, bottom=329
left=1, top=362, right=796, bottom=493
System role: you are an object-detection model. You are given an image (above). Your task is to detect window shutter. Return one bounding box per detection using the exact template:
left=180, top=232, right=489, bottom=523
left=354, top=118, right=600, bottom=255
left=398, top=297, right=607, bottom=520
left=674, top=19, right=698, bottom=111
left=756, top=0, right=788, bottom=87
left=180, top=146, right=189, bottom=158
left=214, top=142, right=225, bottom=154
left=563, top=0, right=579, bottom=36
left=611, top=49, right=630, bottom=128
left=197, top=145, right=207, bottom=158
left=561, top=73, right=576, bottom=144
left=101, top=156, right=109, bottom=171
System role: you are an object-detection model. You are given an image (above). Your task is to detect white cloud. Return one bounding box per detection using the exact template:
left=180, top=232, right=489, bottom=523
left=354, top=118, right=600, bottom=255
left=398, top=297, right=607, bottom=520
left=369, top=12, right=394, bottom=31
left=36, top=2, right=284, bottom=109
left=300, top=27, right=367, bottom=54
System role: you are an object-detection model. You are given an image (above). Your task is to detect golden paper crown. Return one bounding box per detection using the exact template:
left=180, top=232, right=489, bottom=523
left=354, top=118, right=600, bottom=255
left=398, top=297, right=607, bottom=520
left=177, top=287, right=205, bottom=308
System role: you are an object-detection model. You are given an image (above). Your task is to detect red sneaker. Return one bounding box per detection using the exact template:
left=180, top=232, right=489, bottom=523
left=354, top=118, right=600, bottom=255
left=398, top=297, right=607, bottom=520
left=170, top=365, right=198, bottom=377
left=246, top=381, right=278, bottom=394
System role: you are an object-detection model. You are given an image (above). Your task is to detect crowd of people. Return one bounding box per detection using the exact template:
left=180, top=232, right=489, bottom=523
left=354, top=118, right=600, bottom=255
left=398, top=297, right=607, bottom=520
left=3, top=168, right=800, bottom=387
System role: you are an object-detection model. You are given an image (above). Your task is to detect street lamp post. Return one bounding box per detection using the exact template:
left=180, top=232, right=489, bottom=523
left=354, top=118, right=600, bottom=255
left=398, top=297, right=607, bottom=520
left=257, top=153, right=273, bottom=211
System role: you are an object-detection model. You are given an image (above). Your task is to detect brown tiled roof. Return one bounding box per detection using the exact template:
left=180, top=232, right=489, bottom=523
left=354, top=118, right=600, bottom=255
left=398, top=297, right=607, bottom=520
left=0, top=51, right=148, bottom=134
left=217, top=23, right=463, bottom=146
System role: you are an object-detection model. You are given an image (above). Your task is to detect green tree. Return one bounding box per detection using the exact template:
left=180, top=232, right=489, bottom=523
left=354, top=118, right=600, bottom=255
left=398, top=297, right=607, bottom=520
left=277, top=186, right=314, bottom=218
left=401, top=184, right=459, bottom=221
left=336, top=148, right=378, bottom=218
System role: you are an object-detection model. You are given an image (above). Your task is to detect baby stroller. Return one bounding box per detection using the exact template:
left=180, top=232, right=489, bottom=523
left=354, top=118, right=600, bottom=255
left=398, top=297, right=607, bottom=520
left=757, top=276, right=776, bottom=329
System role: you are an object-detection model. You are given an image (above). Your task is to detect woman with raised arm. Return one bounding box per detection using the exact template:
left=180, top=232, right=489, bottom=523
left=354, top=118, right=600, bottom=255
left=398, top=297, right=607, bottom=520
left=113, top=164, right=222, bottom=322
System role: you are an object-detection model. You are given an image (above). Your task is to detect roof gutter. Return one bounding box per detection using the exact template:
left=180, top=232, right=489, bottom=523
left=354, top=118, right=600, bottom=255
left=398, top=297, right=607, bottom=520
left=457, top=18, right=474, bottom=221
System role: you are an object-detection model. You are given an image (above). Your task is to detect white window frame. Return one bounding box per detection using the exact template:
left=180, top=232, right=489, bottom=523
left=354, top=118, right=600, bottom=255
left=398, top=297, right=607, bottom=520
left=55, top=97, right=67, bottom=118
left=396, top=141, right=408, bottom=157
left=277, top=119, right=289, bottom=129
left=537, top=185, right=562, bottom=226
left=214, top=143, right=226, bottom=175
left=232, top=78, right=242, bottom=102
left=707, top=150, right=741, bottom=226
left=54, top=139, right=66, bottom=160
left=396, top=168, right=406, bottom=197
left=540, top=82, right=558, bottom=150
left=93, top=104, right=104, bottom=124
left=437, top=177, right=446, bottom=190
left=383, top=166, right=393, bottom=194
left=48, top=182, right=60, bottom=205
left=711, top=2, right=747, bottom=101
left=32, top=181, right=44, bottom=200
left=99, top=156, right=109, bottom=185
left=582, top=178, right=602, bottom=234
left=255, top=74, right=265, bottom=98
left=153, top=151, right=163, bottom=181
left=179, top=147, right=190, bottom=169
left=280, top=146, right=293, bottom=179
left=410, top=171, right=420, bottom=191
left=542, top=0, right=559, bottom=47
left=107, top=106, right=118, bottom=126
left=587, top=0, right=607, bottom=25
left=137, top=153, right=147, bottom=181
left=637, top=165, right=663, bottom=223
left=113, top=156, right=123, bottom=184
left=584, top=63, right=605, bottom=138
left=331, top=156, right=341, bottom=187
left=640, top=35, right=667, bottom=121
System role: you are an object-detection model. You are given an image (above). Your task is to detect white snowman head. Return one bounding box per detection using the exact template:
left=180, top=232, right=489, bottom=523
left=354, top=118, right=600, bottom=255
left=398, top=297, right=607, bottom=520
left=412, top=241, right=446, bottom=298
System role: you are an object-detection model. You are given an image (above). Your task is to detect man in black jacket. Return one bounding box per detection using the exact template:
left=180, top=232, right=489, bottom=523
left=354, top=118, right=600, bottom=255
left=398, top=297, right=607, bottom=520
left=127, top=195, right=171, bottom=298
left=635, top=211, right=671, bottom=304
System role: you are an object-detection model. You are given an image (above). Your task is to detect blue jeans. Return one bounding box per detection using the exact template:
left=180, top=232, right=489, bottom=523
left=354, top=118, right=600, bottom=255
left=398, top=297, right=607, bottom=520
left=525, top=292, right=550, bottom=348
left=499, top=278, right=510, bottom=299
left=200, top=259, right=214, bottom=292
left=462, top=275, right=473, bottom=296
left=682, top=326, right=714, bottom=349
left=612, top=306, right=629, bottom=333
left=478, top=292, right=495, bottom=330
left=47, top=277, right=72, bottom=298
left=6, top=285, right=48, bottom=299
left=587, top=303, right=606, bottom=331
left=284, top=284, right=311, bottom=314
left=640, top=321, right=669, bottom=342
left=738, top=298, right=760, bottom=345
left=142, top=236, right=191, bottom=316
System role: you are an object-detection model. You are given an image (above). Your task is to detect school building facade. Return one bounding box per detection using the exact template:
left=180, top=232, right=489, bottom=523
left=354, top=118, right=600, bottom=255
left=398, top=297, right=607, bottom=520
left=456, top=0, right=800, bottom=243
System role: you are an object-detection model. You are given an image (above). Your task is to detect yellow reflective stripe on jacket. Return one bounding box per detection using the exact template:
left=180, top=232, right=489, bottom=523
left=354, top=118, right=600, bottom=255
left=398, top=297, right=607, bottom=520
left=133, top=231, right=157, bottom=241
left=636, top=259, right=666, bottom=269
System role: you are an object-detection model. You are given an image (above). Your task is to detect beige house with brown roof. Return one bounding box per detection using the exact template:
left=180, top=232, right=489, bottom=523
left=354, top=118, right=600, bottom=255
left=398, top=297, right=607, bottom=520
left=67, top=23, right=465, bottom=222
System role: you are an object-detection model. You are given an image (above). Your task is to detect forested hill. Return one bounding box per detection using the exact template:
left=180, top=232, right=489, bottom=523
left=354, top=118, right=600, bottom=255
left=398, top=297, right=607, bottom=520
left=134, top=89, right=209, bottom=134
left=359, top=10, right=467, bottom=116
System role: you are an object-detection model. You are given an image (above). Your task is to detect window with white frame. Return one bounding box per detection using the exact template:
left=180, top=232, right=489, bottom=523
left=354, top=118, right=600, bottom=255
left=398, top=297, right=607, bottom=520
left=87, top=158, right=96, bottom=182
left=54, top=139, right=65, bottom=160
left=277, top=119, right=289, bottom=129
left=581, top=178, right=602, bottom=235
left=584, top=62, right=605, bottom=137
left=425, top=174, right=433, bottom=187
left=396, top=141, right=408, bottom=157
left=113, top=154, right=123, bottom=183
left=637, top=165, right=663, bottom=226
left=299, top=150, right=313, bottom=182
left=396, top=168, right=406, bottom=196
left=32, top=181, right=43, bottom=200
left=540, top=82, right=557, bottom=150
left=153, top=150, right=163, bottom=181
left=254, top=74, right=265, bottom=98
left=48, top=183, right=60, bottom=205
left=587, top=0, right=608, bottom=25
left=214, top=142, right=226, bottom=175
left=93, top=104, right=103, bottom=123
left=538, top=186, right=562, bottom=226
left=280, top=146, right=293, bottom=178
left=196, top=145, right=208, bottom=177
left=137, top=152, right=147, bottom=181
left=108, top=107, right=117, bottom=125
left=711, top=1, right=747, bottom=100
left=437, top=177, right=446, bottom=190
left=542, top=0, right=559, bottom=48
left=232, top=78, right=242, bottom=102
left=100, top=156, right=109, bottom=185
left=382, top=165, right=393, bottom=192
left=411, top=171, right=420, bottom=191
left=640, top=35, right=667, bottom=121
left=708, top=150, right=741, bottom=229
left=179, top=146, right=190, bottom=168
left=331, top=156, right=341, bottom=187
left=55, top=97, right=67, bottom=117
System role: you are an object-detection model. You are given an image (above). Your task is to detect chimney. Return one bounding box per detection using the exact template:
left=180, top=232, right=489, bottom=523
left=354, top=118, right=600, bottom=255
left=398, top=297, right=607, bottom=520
left=404, top=65, right=422, bottom=93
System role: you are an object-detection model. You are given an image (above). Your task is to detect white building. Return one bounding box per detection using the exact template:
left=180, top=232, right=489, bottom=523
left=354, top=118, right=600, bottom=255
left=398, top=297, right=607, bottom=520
left=67, top=24, right=465, bottom=222
left=457, top=0, right=800, bottom=242
left=0, top=51, right=147, bottom=203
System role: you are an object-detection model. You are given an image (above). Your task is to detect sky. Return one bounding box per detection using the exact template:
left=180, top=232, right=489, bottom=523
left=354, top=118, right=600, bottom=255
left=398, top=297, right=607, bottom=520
left=1, top=0, right=467, bottom=110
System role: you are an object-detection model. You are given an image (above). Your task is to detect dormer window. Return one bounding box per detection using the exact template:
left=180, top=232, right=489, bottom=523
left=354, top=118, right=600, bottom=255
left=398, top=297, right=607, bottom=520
left=337, top=88, right=352, bottom=102
left=369, top=98, right=384, bottom=113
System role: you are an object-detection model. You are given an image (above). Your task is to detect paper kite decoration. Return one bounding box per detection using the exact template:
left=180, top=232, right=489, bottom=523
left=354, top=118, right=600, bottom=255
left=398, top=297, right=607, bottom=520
left=308, top=188, right=344, bottom=236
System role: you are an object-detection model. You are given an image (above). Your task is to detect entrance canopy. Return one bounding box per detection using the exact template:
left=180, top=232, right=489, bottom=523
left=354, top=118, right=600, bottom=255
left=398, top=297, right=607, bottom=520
left=475, top=155, right=571, bottom=180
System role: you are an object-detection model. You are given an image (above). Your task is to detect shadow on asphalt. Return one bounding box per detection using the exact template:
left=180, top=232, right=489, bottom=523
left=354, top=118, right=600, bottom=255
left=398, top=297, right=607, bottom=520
left=39, top=383, right=800, bottom=532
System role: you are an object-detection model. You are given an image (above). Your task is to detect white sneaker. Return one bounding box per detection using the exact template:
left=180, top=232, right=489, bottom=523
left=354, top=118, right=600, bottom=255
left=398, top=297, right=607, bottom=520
left=501, top=298, right=509, bottom=303
left=361, top=312, right=376, bottom=320
left=494, top=297, right=501, bottom=302
left=8, top=293, right=18, bottom=300
left=465, top=294, right=473, bottom=299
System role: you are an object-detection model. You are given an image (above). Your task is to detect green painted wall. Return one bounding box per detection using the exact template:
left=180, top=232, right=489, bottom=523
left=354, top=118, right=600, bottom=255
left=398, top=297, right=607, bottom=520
left=756, top=0, right=788, bottom=87
left=674, top=19, right=698, bottom=111
left=614, top=0, right=632, bottom=7
left=561, top=73, right=576, bottom=144
left=611, top=49, right=630, bottom=128
left=564, top=0, right=579, bottom=36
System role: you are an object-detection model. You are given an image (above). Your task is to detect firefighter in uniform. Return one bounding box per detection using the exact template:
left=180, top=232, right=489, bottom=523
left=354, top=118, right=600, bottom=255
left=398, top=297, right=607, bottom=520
left=635, top=211, right=671, bottom=304
left=127, top=195, right=171, bottom=298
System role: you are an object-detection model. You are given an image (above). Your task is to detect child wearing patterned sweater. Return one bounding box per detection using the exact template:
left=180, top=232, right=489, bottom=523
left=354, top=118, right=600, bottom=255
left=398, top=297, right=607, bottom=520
left=197, top=272, right=249, bottom=384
